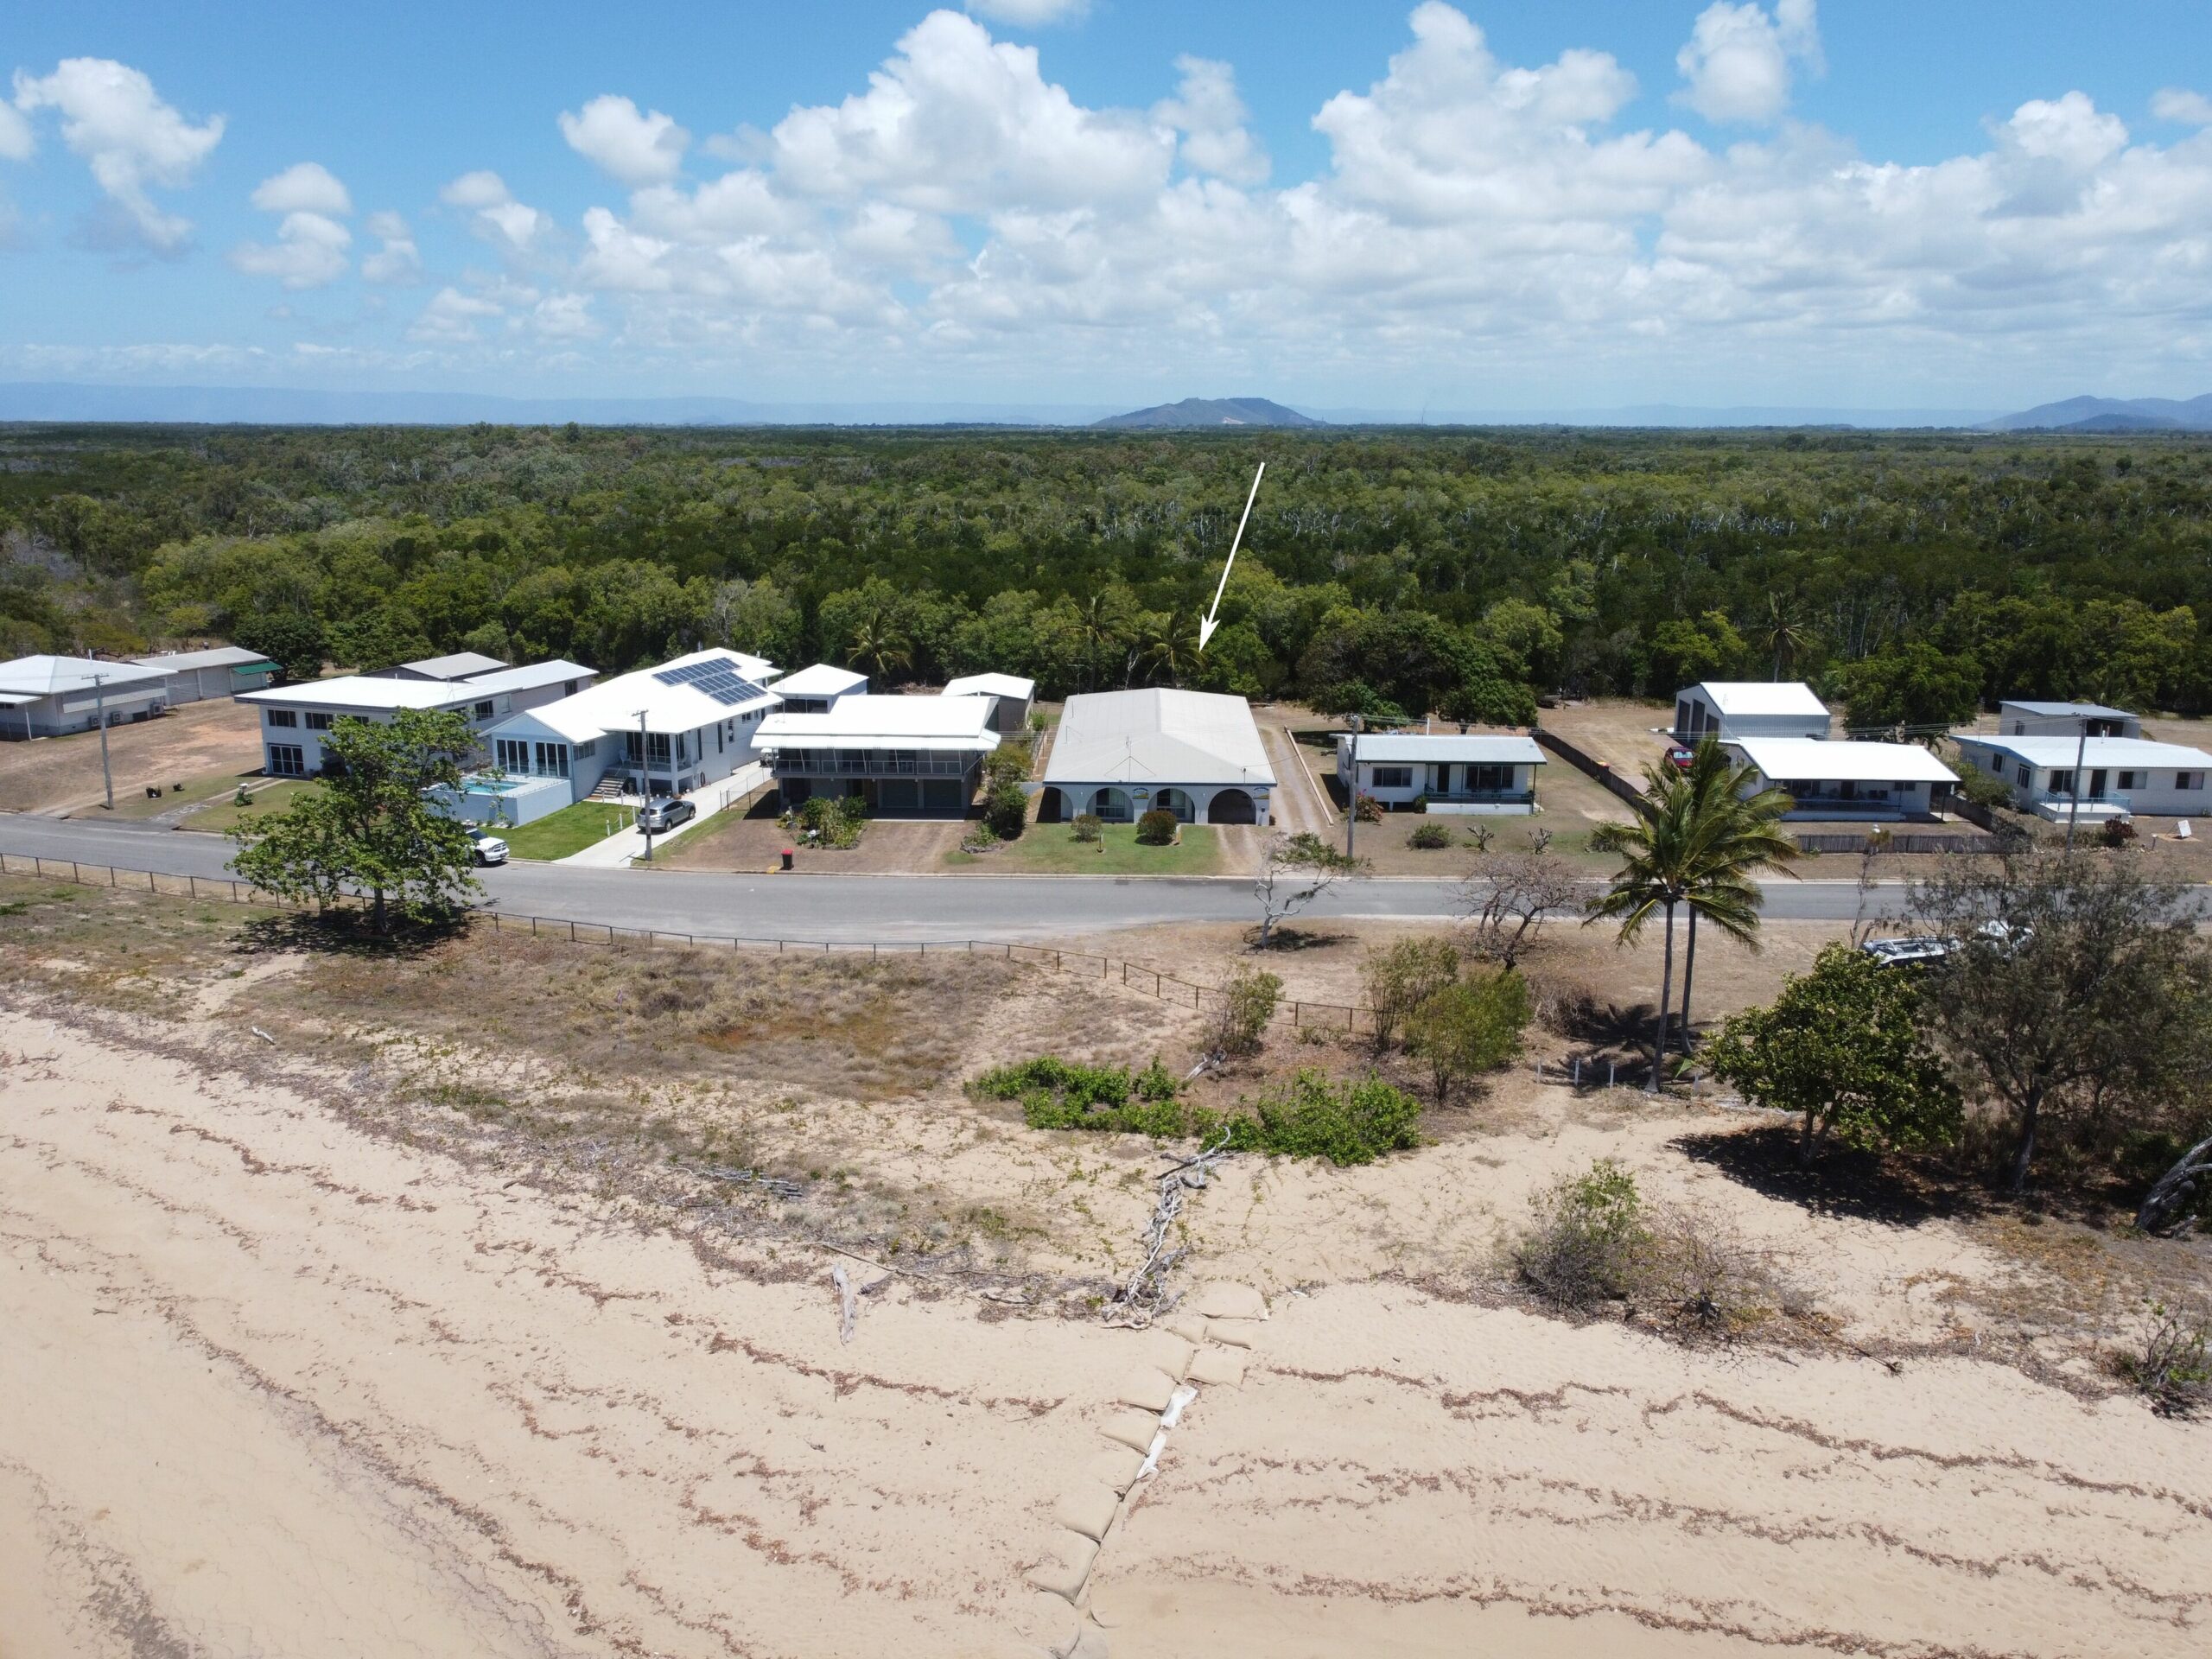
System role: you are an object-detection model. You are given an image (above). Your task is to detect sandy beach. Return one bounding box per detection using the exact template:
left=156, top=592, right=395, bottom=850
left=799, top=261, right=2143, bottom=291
left=3, top=889, right=2210, bottom=1657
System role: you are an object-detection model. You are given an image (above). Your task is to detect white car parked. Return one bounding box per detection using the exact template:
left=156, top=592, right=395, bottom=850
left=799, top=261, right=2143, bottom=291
left=466, top=826, right=509, bottom=866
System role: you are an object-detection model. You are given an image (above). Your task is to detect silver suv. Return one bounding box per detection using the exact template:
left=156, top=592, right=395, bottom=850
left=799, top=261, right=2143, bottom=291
left=639, top=797, right=696, bottom=833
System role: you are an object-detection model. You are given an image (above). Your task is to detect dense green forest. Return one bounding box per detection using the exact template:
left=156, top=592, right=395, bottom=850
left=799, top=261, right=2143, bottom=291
left=4, top=422, right=2210, bottom=726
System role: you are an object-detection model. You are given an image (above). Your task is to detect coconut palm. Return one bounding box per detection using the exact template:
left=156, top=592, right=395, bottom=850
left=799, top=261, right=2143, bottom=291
left=1076, top=588, right=1134, bottom=692
left=1136, top=611, right=1199, bottom=686
left=1587, top=737, right=1797, bottom=1086
left=1759, top=593, right=1815, bottom=681
left=845, top=607, right=911, bottom=684
left=1675, top=739, right=1799, bottom=1052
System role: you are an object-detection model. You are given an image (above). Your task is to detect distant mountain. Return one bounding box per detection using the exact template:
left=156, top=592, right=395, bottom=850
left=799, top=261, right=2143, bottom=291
left=1985, top=394, right=2212, bottom=433
left=1094, top=397, right=1325, bottom=429
left=0, top=382, right=1123, bottom=428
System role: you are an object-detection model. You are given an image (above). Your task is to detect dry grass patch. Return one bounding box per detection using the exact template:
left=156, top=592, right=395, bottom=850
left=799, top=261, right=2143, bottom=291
left=0, top=874, right=284, bottom=1016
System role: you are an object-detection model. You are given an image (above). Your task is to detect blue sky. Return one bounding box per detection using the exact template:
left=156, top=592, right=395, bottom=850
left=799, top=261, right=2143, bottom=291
left=5, top=1, right=2211, bottom=410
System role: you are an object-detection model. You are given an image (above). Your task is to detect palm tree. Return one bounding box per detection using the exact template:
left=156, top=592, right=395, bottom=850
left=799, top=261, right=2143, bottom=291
left=1675, top=738, right=1800, bottom=1053
left=1759, top=593, right=1815, bottom=681
left=1076, top=589, right=1133, bottom=693
left=845, top=607, right=911, bottom=684
left=1586, top=738, right=1796, bottom=1086
left=1137, top=612, right=1198, bottom=686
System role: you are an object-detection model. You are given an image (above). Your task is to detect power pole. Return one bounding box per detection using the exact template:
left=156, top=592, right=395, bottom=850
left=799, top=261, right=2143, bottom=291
left=2063, top=716, right=2089, bottom=851
left=635, top=709, right=655, bottom=862
left=1344, top=714, right=1362, bottom=858
left=92, top=672, right=114, bottom=810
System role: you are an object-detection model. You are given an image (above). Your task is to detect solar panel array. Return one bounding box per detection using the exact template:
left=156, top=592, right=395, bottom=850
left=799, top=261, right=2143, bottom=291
left=652, top=656, right=766, bottom=707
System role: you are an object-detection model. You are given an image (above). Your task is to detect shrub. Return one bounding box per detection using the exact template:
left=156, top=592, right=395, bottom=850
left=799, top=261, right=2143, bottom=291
left=1135, top=808, right=1179, bottom=845
left=788, top=793, right=868, bottom=849
left=1408, top=821, right=1454, bottom=849
left=1405, top=969, right=1531, bottom=1103
left=1071, top=813, right=1103, bottom=843
left=983, top=780, right=1029, bottom=840
left=2117, top=1298, right=2211, bottom=1416
left=1352, top=791, right=1385, bottom=823
left=982, top=744, right=1031, bottom=789
left=1361, top=936, right=1460, bottom=1051
left=1515, top=1159, right=1648, bottom=1307
left=959, top=823, right=1001, bottom=855
left=1209, top=963, right=1282, bottom=1059
left=1237, top=1069, right=1424, bottom=1165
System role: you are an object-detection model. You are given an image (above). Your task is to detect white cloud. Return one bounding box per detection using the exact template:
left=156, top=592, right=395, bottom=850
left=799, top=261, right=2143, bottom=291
left=251, top=161, right=351, bottom=216
left=360, top=211, right=423, bottom=284
left=1675, top=0, right=1821, bottom=125
left=2152, top=87, right=2212, bottom=127
left=531, top=291, right=600, bottom=339
left=229, top=211, right=352, bottom=289
left=559, top=94, right=690, bottom=186
left=769, top=10, right=1171, bottom=213
left=965, top=0, right=1089, bottom=25
left=12, top=58, right=224, bottom=251
left=407, top=285, right=505, bottom=341
left=439, top=168, right=550, bottom=251
left=1153, top=56, right=1268, bottom=186
left=0, top=101, right=33, bottom=163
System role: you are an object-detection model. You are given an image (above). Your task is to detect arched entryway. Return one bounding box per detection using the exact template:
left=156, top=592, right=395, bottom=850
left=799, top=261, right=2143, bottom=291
left=1154, top=786, right=1196, bottom=823
left=1035, top=785, right=1066, bottom=823
left=1205, top=787, right=1256, bottom=824
left=1090, top=787, right=1133, bottom=823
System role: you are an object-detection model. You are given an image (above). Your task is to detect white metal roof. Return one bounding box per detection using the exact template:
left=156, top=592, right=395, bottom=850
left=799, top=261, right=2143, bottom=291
left=454, top=658, right=594, bottom=698
left=757, top=694, right=1000, bottom=753
left=1342, top=732, right=1545, bottom=766
left=129, top=645, right=274, bottom=673
left=399, top=650, right=508, bottom=680
left=484, top=647, right=781, bottom=744
left=1686, top=681, right=1830, bottom=718
left=1735, top=738, right=1958, bottom=784
left=240, top=675, right=476, bottom=712
left=1998, top=699, right=2137, bottom=721
left=1959, top=734, right=2212, bottom=769
left=942, top=672, right=1036, bottom=701
left=0, top=654, right=174, bottom=696
left=1044, top=690, right=1276, bottom=788
left=771, top=663, right=868, bottom=697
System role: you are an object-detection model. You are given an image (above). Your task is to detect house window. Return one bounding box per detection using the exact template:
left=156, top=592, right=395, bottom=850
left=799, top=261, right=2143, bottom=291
left=2117, top=771, right=2138, bottom=791
left=495, top=738, right=528, bottom=773
left=2016, top=764, right=2031, bottom=787
left=304, top=711, right=333, bottom=730
left=1468, top=763, right=1515, bottom=794
left=2179, top=772, right=2205, bottom=791
left=575, top=739, right=596, bottom=759
left=265, top=709, right=297, bottom=728
left=2050, top=770, right=2075, bottom=794
left=474, top=701, right=495, bottom=720
left=533, top=741, right=569, bottom=779
left=1371, top=766, right=1414, bottom=789
left=268, top=743, right=306, bottom=777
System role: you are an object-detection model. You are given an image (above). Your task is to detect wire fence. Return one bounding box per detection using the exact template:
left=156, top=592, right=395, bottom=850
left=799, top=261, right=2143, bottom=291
left=0, top=849, right=1383, bottom=1033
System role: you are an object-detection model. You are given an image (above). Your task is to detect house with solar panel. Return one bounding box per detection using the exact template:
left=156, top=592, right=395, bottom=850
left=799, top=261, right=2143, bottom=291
left=459, top=647, right=783, bottom=824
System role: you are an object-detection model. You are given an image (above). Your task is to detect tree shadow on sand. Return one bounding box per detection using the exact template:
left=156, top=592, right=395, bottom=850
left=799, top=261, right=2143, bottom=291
left=233, top=908, right=467, bottom=963
left=1671, top=1122, right=1985, bottom=1228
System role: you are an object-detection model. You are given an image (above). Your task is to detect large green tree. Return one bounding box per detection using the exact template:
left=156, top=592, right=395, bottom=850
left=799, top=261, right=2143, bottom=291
left=229, top=708, right=482, bottom=933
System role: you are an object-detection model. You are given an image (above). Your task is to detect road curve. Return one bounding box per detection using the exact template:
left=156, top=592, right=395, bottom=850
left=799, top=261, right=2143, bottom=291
left=0, top=814, right=1911, bottom=940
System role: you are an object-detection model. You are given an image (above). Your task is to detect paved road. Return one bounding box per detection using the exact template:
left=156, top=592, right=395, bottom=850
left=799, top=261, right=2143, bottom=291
left=0, top=814, right=1916, bottom=939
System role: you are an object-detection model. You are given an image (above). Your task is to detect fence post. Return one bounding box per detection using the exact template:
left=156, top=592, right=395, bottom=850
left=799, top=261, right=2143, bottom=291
left=74, top=862, right=83, bottom=883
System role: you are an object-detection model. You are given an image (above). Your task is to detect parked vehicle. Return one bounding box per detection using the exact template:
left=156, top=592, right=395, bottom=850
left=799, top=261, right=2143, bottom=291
left=1860, top=935, right=1953, bottom=966
left=466, top=826, right=509, bottom=866
left=639, top=796, right=696, bottom=833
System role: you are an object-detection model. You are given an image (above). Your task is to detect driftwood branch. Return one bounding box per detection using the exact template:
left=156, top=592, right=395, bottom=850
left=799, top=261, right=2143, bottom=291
left=2136, top=1133, right=2212, bottom=1235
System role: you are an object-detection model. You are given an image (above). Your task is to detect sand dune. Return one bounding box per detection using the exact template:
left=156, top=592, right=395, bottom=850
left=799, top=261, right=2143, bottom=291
left=5, top=1005, right=2209, bottom=1658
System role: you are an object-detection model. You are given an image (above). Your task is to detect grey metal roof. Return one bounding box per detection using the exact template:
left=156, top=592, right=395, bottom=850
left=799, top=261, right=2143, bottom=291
left=0, top=654, right=172, bottom=696
left=1999, top=699, right=2137, bottom=721
left=1043, top=690, right=1275, bottom=788
left=401, top=651, right=509, bottom=680
left=130, top=645, right=274, bottom=673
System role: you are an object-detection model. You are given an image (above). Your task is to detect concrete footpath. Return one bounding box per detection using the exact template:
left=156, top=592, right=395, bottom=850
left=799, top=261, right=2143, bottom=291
left=556, top=764, right=766, bottom=868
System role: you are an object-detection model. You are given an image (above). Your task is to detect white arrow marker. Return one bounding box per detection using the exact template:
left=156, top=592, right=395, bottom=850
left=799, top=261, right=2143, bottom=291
left=1198, top=461, right=1264, bottom=652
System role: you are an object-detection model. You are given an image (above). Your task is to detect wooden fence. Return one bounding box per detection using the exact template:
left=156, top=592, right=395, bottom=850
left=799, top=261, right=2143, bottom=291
left=1795, top=831, right=1986, bottom=855
left=0, top=850, right=1382, bottom=1034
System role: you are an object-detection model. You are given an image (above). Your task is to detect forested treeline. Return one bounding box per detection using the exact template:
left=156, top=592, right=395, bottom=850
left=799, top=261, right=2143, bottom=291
left=4, top=421, right=2210, bottom=722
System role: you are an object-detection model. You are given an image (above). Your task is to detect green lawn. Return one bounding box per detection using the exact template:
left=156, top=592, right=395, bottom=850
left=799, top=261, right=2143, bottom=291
left=946, top=822, right=1224, bottom=874
left=499, top=799, right=635, bottom=861
left=71, top=766, right=264, bottom=822
left=184, top=779, right=325, bottom=836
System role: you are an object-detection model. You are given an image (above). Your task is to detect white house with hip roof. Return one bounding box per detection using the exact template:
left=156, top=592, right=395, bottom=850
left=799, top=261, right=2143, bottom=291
left=1039, top=689, right=1274, bottom=825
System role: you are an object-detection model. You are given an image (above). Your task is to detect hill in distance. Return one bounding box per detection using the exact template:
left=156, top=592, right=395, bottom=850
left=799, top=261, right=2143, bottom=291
left=1985, top=393, right=2212, bottom=433
left=1093, top=396, right=1325, bottom=429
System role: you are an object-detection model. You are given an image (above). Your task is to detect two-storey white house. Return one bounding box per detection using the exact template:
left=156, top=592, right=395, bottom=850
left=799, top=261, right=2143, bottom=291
left=756, top=694, right=1001, bottom=816
left=1952, top=733, right=2212, bottom=823
left=238, top=659, right=594, bottom=779
left=1673, top=682, right=1831, bottom=742
left=1335, top=731, right=1547, bottom=815
left=461, top=648, right=783, bottom=823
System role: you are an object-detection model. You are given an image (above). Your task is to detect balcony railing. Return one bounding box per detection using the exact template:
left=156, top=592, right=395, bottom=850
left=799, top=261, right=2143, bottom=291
left=767, top=749, right=976, bottom=778
left=1427, top=788, right=1535, bottom=805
